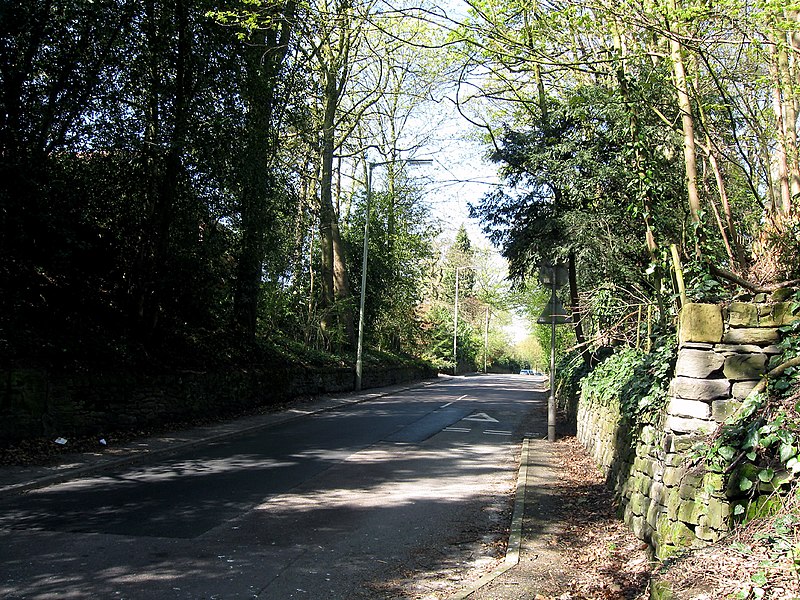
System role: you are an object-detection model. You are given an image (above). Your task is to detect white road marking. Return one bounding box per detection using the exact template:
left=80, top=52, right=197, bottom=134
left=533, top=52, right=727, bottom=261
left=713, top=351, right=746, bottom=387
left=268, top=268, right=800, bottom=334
left=444, top=427, right=471, bottom=433
left=484, top=430, right=512, bottom=436
left=463, top=412, right=499, bottom=423
left=440, top=402, right=454, bottom=408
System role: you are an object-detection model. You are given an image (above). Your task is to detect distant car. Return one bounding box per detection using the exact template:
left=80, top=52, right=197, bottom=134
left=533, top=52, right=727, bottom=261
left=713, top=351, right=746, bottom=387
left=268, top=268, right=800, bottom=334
left=519, top=369, right=532, bottom=375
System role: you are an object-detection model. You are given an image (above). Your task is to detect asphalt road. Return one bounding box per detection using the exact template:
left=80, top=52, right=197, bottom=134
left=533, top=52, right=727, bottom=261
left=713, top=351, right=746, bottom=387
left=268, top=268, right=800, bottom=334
left=0, top=374, right=546, bottom=599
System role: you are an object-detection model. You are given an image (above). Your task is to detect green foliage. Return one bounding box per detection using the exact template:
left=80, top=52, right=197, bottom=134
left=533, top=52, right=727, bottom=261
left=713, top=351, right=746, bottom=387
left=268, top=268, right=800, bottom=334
left=470, top=78, right=684, bottom=290
left=580, top=337, right=676, bottom=425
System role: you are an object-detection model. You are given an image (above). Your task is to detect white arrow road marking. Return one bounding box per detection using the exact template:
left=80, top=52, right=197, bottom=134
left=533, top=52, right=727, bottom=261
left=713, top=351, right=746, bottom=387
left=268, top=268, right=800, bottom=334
left=463, top=412, right=499, bottom=423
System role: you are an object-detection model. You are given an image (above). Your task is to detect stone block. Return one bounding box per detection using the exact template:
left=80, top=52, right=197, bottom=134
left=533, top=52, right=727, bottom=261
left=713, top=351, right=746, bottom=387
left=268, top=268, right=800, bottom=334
left=772, top=288, right=796, bottom=301
left=731, top=380, right=759, bottom=401
left=666, top=415, right=716, bottom=435
left=668, top=397, right=711, bottom=419
left=677, top=499, right=702, bottom=525
left=702, top=472, right=725, bottom=496
left=649, top=481, right=667, bottom=505
left=712, top=398, right=741, bottom=422
left=670, top=377, right=730, bottom=401
left=647, top=499, right=665, bottom=529
left=675, top=348, right=725, bottom=378
left=728, top=302, right=760, bottom=327
left=722, top=327, right=781, bottom=345
left=703, top=497, right=731, bottom=530
left=629, top=491, right=650, bottom=516
left=657, top=517, right=697, bottom=549
left=723, top=353, right=767, bottom=381
left=678, top=477, right=702, bottom=500
left=669, top=434, right=704, bottom=454
left=663, top=466, right=683, bottom=488
left=631, top=514, right=648, bottom=539
left=758, top=302, right=796, bottom=327
left=679, top=303, right=723, bottom=345
left=694, top=522, right=721, bottom=542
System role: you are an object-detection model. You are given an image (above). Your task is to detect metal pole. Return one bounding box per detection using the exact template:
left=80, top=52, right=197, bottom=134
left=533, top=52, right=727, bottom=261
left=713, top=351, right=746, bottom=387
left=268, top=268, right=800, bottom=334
left=355, top=163, right=374, bottom=392
left=484, top=305, right=489, bottom=373
left=355, top=158, right=433, bottom=391
left=548, top=278, right=557, bottom=442
left=453, top=267, right=460, bottom=375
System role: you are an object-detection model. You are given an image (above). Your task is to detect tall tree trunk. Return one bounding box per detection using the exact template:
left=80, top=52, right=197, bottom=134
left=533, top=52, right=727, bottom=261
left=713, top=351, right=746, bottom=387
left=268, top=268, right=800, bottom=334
left=233, top=0, right=296, bottom=336
left=669, top=21, right=702, bottom=229
left=770, top=40, right=793, bottom=217
left=319, top=68, right=355, bottom=347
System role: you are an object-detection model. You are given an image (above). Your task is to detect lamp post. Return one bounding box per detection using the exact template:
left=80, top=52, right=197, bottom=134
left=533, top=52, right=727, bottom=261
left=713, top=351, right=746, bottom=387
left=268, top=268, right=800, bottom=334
left=355, top=158, right=433, bottom=392
left=537, top=262, right=571, bottom=442
left=453, top=264, right=478, bottom=375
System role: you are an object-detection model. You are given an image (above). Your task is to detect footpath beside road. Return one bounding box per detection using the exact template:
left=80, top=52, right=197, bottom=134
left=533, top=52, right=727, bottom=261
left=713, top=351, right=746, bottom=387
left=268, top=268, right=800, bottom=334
left=0, top=376, right=651, bottom=600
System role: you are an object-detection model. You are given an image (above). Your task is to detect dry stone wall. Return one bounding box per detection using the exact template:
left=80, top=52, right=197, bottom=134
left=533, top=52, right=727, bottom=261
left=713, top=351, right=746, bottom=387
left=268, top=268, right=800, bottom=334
left=577, top=299, right=794, bottom=558
left=0, top=364, right=437, bottom=444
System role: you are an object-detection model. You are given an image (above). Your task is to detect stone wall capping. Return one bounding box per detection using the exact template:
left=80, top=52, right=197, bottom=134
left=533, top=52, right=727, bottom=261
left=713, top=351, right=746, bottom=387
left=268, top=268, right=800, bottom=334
left=727, top=302, right=759, bottom=327
left=679, top=303, right=723, bottom=346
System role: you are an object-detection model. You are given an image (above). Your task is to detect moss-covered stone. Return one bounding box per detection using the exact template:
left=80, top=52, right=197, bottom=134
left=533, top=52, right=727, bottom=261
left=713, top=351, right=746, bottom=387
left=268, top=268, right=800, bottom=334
left=677, top=499, right=702, bottom=525
left=703, top=497, right=731, bottom=530
left=663, top=466, right=683, bottom=487
left=656, top=517, right=696, bottom=551
left=758, top=302, right=796, bottom=327
left=647, top=500, right=665, bottom=530
left=728, top=302, right=760, bottom=327
left=702, top=472, right=725, bottom=496
left=712, top=398, right=741, bottom=422
left=629, top=491, right=650, bottom=516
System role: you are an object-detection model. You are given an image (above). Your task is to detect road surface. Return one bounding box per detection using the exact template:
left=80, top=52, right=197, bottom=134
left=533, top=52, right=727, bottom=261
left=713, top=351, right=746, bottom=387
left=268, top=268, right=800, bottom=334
left=0, top=374, right=546, bottom=599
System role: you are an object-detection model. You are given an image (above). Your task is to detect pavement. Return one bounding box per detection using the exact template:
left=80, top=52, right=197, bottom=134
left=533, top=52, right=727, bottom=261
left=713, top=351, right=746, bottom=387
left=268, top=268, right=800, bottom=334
left=0, top=375, right=564, bottom=599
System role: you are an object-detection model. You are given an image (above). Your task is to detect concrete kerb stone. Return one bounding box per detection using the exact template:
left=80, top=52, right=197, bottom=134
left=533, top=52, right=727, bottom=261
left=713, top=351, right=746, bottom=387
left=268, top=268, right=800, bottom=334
left=0, top=377, right=443, bottom=498
left=449, top=437, right=532, bottom=600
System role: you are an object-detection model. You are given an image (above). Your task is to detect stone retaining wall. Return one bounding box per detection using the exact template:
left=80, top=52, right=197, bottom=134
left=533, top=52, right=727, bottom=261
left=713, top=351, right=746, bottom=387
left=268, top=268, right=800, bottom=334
left=0, top=363, right=437, bottom=444
left=577, top=300, right=794, bottom=558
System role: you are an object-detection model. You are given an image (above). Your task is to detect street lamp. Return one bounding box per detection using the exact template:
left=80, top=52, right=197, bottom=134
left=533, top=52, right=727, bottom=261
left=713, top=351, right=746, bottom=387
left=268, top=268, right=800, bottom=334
left=453, top=264, right=478, bottom=375
left=355, top=158, right=434, bottom=392
left=537, top=262, right=571, bottom=442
